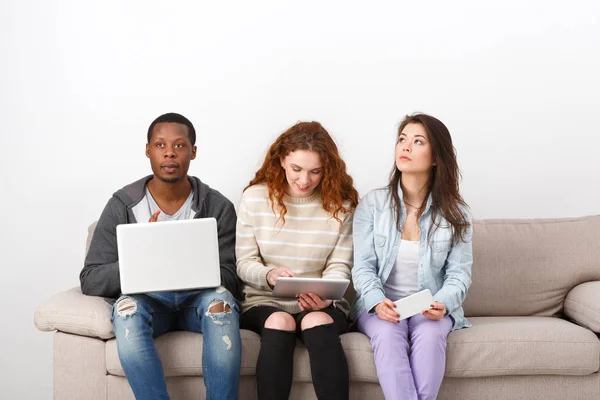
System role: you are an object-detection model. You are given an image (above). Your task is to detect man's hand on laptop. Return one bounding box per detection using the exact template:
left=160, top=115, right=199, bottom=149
left=149, top=210, right=161, bottom=222
left=266, top=267, right=295, bottom=289
left=297, top=292, right=332, bottom=311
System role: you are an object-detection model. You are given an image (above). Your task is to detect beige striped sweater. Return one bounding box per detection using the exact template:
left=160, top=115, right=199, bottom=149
left=236, top=184, right=353, bottom=315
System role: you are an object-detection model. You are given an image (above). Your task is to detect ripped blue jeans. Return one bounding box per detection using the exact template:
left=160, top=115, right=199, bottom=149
left=112, top=287, right=241, bottom=400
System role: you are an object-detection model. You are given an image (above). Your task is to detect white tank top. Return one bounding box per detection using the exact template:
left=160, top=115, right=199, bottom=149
left=383, top=239, right=419, bottom=301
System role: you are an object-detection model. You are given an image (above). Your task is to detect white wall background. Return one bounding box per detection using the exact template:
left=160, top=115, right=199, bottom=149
left=1, top=0, right=599, bottom=398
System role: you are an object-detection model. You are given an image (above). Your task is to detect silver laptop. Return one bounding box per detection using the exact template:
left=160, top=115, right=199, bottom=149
left=116, top=218, right=221, bottom=294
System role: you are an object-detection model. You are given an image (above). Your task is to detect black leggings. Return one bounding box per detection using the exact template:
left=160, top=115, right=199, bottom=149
left=242, top=305, right=349, bottom=400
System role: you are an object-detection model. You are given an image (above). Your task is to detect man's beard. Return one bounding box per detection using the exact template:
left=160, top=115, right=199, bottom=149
left=158, top=175, right=183, bottom=184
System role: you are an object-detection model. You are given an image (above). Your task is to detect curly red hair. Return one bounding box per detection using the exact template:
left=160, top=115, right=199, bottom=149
left=245, top=121, right=359, bottom=224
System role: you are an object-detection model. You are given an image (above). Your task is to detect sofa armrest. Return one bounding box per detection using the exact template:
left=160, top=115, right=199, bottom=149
left=34, top=287, right=115, bottom=340
left=564, top=281, right=600, bottom=333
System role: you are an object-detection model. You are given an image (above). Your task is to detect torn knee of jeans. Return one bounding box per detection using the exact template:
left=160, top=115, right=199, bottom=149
left=208, top=300, right=231, bottom=314
left=116, top=297, right=137, bottom=317
left=205, top=300, right=232, bottom=325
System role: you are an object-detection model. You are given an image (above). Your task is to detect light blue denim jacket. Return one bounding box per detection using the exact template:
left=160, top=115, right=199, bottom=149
left=350, top=186, right=473, bottom=330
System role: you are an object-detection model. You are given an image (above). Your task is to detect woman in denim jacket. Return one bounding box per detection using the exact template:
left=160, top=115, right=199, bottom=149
left=351, top=113, right=473, bottom=400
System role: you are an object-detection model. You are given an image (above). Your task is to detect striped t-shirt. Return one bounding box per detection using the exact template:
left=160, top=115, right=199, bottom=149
left=236, top=184, right=353, bottom=315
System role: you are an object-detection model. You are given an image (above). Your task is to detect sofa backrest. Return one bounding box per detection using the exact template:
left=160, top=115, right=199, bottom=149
left=86, top=215, right=600, bottom=317
left=463, top=215, right=600, bottom=317
left=86, top=222, right=97, bottom=255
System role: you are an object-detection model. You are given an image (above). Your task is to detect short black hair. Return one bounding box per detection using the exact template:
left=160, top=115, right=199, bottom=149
left=147, top=113, right=196, bottom=145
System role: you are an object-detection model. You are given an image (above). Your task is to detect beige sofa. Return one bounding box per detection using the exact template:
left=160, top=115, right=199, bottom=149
left=35, top=216, right=600, bottom=399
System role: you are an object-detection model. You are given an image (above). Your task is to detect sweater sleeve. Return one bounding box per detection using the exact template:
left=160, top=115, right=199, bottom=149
left=235, top=192, right=274, bottom=291
left=322, top=212, right=353, bottom=281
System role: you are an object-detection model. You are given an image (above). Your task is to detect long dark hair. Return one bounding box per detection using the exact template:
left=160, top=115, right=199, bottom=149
left=388, top=113, right=470, bottom=244
left=245, top=121, right=359, bottom=224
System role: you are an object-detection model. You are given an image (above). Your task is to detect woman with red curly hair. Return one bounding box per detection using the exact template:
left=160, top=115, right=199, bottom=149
left=236, top=121, right=358, bottom=400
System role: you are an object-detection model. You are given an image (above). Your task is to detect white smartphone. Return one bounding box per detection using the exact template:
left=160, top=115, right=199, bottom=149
left=393, top=289, right=435, bottom=320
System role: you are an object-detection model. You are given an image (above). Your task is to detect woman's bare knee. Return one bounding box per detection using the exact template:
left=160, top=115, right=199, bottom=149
left=301, top=311, right=334, bottom=331
left=264, top=311, right=296, bottom=331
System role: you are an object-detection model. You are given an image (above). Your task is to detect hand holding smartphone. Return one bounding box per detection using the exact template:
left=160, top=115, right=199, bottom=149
left=393, top=289, right=435, bottom=320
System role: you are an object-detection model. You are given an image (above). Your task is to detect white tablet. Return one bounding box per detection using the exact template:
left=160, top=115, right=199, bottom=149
left=272, top=277, right=350, bottom=300
left=393, top=289, right=435, bottom=320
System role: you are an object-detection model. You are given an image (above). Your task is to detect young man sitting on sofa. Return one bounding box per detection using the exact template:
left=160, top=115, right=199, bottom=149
left=79, top=112, right=242, bottom=400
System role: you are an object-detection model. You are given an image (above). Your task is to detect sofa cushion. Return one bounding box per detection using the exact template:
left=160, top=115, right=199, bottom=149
left=106, top=330, right=380, bottom=382
left=446, top=316, right=600, bottom=377
left=106, top=317, right=599, bottom=380
left=106, top=329, right=261, bottom=377
left=107, top=317, right=600, bottom=381
left=464, top=215, right=600, bottom=317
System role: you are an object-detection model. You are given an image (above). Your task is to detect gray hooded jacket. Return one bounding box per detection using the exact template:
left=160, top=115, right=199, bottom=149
left=80, top=175, right=241, bottom=300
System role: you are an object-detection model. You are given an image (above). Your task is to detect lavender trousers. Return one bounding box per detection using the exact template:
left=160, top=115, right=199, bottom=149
left=357, top=312, right=453, bottom=400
